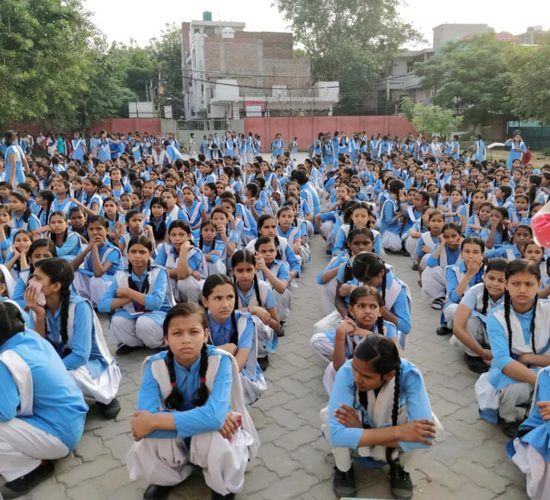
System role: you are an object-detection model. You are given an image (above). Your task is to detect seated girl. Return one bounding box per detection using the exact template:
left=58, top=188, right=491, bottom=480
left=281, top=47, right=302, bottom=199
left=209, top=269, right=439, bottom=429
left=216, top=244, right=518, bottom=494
left=437, top=237, right=486, bottom=335
left=450, top=258, right=507, bottom=373
left=3, top=229, right=32, bottom=281
left=317, top=228, right=374, bottom=315
left=155, top=221, right=207, bottom=304
left=508, top=366, right=550, bottom=500
left=322, top=286, right=397, bottom=395
left=324, top=335, right=436, bottom=499
left=13, top=239, right=56, bottom=309
left=254, top=236, right=292, bottom=327
left=333, top=203, right=382, bottom=257
left=126, top=303, right=259, bottom=500
left=48, top=211, right=82, bottom=260
left=232, top=250, right=280, bottom=371
left=485, top=224, right=533, bottom=261
left=476, top=260, right=550, bottom=438
left=421, top=222, right=463, bottom=310
left=0, top=302, right=88, bottom=499
left=202, top=274, right=266, bottom=405
left=98, top=236, right=173, bottom=354
left=25, top=258, right=122, bottom=418
left=72, top=215, right=122, bottom=306
left=199, top=220, right=228, bottom=275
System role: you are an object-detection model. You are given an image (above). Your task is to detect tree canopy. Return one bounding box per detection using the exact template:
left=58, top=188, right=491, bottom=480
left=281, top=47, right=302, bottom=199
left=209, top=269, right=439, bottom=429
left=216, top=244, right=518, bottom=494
left=274, top=0, right=422, bottom=114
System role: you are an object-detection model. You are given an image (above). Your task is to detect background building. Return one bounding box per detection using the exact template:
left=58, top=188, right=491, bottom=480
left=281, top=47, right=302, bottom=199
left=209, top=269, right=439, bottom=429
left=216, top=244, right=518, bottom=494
left=181, top=12, right=339, bottom=121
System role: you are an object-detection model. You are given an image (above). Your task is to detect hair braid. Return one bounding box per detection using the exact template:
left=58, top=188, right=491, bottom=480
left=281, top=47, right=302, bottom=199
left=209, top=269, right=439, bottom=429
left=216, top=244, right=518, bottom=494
left=230, top=311, right=239, bottom=345
left=233, top=276, right=240, bottom=309
left=385, top=362, right=401, bottom=468
left=59, top=285, right=71, bottom=346
left=481, top=286, right=490, bottom=316
left=530, top=294, right=538, bottom=355
left=163, top=350, right=183, bottom=410
left=193, top=344, right=210, bottom=407
left=381, top=272, right=387, bottom=304
left=504, top=291, right=513, bottom=355
left=253, top=275, right=262, bottom=307
left=376, top=316, right=385, bottom=336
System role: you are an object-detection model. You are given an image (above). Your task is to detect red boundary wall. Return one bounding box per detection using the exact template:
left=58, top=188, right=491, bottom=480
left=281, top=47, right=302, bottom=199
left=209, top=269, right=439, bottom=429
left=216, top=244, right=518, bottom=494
left=244, top=116, right=414, bottom=150
left=89, top=118, right=162, bottom=135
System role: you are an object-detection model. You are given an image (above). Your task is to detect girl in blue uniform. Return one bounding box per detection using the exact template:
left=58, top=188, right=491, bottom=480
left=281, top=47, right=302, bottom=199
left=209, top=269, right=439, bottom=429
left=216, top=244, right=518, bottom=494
left=181, top=186, right=205, bottom=230
left=509, top=365, right=550, bottom=500
left=0, top=302, right=88, bottom=498
left=476, top=260, right=550, bottom=437
left=98, top=236, right=173, bottom=354
left=24, top=258, right=121, bottom=419
left=450, top=258, right=507, bottom=373
left=322, top=286, right=398, bottom=394
left=324, top=335, right=436, bottom=499
left=232, top=250, right=280, bottom=371
left=199, top=220, right=228, bottom=275
left=4, top=130, right=26, bottom=189
left=72, top=215, right=122, bottom=306
left=126, top=303, right=259, bottom=500
left=421, top=222, right=464, bottom=310
left=9, top=192, right=41, bottom=234
left=154, top=221, right=206, bottom=304
left=202, top=274, right=266, bottom=405
left=380, top=179, right=405, bottom=253
left=48, top=211, right=82, bottom=260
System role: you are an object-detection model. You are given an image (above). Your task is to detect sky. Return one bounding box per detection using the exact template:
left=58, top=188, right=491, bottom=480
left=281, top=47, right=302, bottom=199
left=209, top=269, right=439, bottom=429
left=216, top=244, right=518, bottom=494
left=85, top=0, right=549, bottom=48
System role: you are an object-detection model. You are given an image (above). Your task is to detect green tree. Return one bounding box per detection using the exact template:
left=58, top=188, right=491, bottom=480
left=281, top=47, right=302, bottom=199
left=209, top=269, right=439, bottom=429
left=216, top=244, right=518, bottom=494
left=0, top=0, right=94, bottom=127
left=274, top=0, right=422, bottom=115
left=415, top=33, right=513, bottom=126
left=401, top=97, right=462, bottom=136
left=507, top=34, right=550, bottom=124
left=149, top=24, right=184, bottom=119
left=75, top=39, right=138, bottom=132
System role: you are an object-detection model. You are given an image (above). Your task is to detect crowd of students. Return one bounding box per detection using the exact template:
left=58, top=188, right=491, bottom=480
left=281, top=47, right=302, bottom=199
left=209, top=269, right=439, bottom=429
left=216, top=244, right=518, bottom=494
left=0, top=126, right=548, bottom=500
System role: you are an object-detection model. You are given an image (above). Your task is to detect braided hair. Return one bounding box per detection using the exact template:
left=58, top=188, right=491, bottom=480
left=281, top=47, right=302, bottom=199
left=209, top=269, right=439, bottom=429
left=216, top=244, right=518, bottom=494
left=504, top=260, right=541, bottom=355
left=352, top=252, right=387, bottom=303
left=34, top=258, right=74, bottom=346
left=231, top=250, right=262, bottom=309
left=162, top=303, right=210, bottom=409
left=481, top=258, right=507, bottom=315
left=353, top=336, right=401, bottom=463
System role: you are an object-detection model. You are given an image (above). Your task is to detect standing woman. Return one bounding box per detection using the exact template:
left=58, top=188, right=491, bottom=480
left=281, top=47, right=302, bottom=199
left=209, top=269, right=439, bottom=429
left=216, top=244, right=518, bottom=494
left=24, top=258, right=122, bottom=419
left=98, top=236, right=174, bottom=354
left=473, top=134, right=486, bottom=162
left=0, top=302, right=88, bottom=498
left=4, top=131, right=27, bottom=189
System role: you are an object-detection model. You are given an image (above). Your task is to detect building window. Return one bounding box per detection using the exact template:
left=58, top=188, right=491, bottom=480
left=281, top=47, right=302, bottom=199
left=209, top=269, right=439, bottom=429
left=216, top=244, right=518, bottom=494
left=406, top=61, right=415, bottom=73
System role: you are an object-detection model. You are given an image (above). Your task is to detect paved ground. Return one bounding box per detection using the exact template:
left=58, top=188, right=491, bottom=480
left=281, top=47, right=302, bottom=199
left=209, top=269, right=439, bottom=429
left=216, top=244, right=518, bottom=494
left=6, top=229, right=528, bottom=499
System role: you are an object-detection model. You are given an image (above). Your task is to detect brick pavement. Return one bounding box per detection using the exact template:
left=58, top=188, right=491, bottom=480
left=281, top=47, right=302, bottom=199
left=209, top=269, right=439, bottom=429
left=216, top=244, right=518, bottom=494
left=7, top=235, right=528, bottom=499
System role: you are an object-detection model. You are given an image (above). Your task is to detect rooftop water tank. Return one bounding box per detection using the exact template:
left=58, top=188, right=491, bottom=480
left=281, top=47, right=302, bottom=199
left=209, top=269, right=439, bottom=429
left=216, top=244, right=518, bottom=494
left=203, top=11, right=212, bottom=21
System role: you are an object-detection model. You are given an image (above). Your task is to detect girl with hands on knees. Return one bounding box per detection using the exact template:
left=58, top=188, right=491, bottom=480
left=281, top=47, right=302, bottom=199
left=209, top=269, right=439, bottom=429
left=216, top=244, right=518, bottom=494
left=98, top=236, right=173, bottom=355
left=323, top=335, right=438, bottom=500
left=126, top=303, right=259, bottom=500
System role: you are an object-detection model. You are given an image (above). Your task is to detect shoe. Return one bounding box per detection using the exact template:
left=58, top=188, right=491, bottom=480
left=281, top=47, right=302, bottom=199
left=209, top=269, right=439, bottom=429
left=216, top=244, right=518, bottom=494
left=258, top=356, right=269, bottom=371
left=97, top=398, right=121, bottom=419
left=143, top=484, right=172, bottom=500
left=400, top=249, right=410, bottom=257
left=389, top=465, right=413, bottom=499
left=464, top=353, right=489, bottom=374
left=276, top=322, right=285, bottom=337
left=212, top=492, right=235, bottom=499
left=332, top=466, right=357, bottom=498
left=116, top=344, right=141, bottom=356
left=1, top=461, right=54, bottom=499
left=411, top=262, right=419, bottom=271
left=431, top=297, right=445, bottom=310
left=436, top=325, right=452, bottom=336
left=501, top=420, right=520, bottom=438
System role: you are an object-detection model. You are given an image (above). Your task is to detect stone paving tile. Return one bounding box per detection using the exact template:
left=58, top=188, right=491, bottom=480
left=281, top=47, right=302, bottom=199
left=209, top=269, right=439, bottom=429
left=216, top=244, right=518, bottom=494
left=5, top=235, right=528, bottom=499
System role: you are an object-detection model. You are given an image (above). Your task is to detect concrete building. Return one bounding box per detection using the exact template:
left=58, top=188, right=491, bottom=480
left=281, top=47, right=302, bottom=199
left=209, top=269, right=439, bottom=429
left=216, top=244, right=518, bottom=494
left=181, top=13, right=339, bottom=121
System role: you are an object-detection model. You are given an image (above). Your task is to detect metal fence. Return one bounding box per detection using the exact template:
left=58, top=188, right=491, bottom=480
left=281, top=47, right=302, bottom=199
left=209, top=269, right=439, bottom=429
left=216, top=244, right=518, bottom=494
left=507, top=121, right=550, bottom=151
